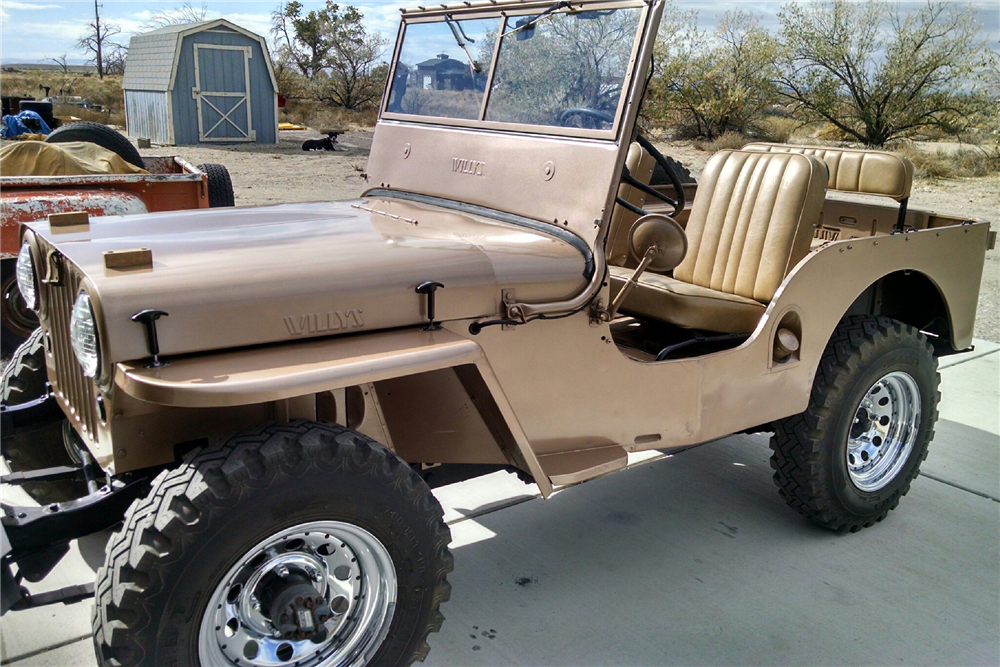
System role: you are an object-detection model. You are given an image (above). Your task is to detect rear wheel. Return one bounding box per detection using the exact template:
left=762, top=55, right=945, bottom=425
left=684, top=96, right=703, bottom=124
left=93, top=421, right=453, bottom=667
left=770, top=315, right=939, bottom=532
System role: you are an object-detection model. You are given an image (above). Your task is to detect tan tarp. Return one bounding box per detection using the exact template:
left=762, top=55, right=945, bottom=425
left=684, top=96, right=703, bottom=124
left=0, top=141, right=149, bottom=177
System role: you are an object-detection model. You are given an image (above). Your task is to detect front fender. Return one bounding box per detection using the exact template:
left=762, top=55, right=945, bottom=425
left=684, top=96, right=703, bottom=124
left=116, top=328, right=483, bottom=408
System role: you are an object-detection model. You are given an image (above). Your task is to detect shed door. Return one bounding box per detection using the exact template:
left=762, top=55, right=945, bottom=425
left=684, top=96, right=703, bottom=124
left=192, top=44, right=255, bottom=142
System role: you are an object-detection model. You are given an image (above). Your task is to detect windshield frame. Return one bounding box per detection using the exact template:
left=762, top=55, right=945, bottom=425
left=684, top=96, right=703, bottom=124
left=380, top=0, right=649, bottom=141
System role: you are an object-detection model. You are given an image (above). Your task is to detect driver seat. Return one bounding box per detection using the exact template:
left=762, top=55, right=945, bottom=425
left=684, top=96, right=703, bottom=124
left=609, top=149, right=827, bottom=333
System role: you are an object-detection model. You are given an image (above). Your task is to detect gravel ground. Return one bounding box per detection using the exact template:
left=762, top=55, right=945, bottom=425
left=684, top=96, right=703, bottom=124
left=148, top=131, right=995, bottom=342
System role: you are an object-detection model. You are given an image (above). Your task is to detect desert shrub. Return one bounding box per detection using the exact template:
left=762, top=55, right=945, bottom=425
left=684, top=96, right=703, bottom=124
left=648, top=8, right=781, bottom=139
left=756, top=116, right=797, bottom=143
left=693, top=131, right=749, bottom=153
left=777, top=1, right=991, bottom=147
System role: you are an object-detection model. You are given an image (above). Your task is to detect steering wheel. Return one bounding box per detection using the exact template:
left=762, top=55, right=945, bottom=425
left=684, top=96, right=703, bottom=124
left=558, top=108, right=687, bottom=217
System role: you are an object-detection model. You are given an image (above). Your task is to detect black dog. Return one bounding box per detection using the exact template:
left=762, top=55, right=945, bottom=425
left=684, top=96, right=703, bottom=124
left=301, top=136, right=336, bottom=151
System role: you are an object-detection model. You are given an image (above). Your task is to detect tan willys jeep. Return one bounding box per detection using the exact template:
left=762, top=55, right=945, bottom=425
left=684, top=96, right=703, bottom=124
left=1, top=1, right=993, bottom=665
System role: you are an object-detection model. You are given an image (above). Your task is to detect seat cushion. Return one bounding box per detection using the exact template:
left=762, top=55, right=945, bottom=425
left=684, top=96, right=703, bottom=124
left=609, top=266, right=766, bottom=334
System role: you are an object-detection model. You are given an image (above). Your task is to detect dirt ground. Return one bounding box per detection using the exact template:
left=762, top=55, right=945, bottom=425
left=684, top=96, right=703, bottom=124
left=145, top=130, right=998, bottom=342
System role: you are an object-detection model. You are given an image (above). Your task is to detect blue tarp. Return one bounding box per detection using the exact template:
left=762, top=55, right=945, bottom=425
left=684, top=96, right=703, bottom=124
left=1, top=111, right=52, bottom=139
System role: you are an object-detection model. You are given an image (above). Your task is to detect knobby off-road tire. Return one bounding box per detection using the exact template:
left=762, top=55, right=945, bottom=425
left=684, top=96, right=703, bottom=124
left=2, top=327, right=46, bottom=408
left=93, top=421, right=453, bottom=667
left=1, top=328, right=82, bottom=503
left=770, top=315, right=940, bottom=532
left=45, top=121, right=145, bottom=169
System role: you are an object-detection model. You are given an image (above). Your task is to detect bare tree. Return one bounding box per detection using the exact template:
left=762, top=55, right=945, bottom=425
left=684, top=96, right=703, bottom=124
left=103, top=43, right=128, bottom=76
left=76, top=0, right=121, bottom=79
left=777, top=0, right=990, bottom=147
left=48, top=54, right=71, bottom=74
left=142, top=2, right=208, bottom=30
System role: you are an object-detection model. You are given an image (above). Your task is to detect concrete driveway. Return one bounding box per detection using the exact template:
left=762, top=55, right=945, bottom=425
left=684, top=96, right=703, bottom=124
left=2, top=344, right=998, bottom=666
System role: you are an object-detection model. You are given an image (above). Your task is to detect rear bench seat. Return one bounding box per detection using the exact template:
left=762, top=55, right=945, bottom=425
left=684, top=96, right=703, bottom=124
left=742, top=143, right=915, bottom=247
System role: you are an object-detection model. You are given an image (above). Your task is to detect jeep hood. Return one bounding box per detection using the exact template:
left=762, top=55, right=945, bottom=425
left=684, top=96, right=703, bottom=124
left=27, top=195, right=590, bottom=363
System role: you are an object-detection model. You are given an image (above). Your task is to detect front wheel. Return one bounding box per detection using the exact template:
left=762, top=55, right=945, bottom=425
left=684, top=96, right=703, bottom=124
left=770, top=315, right=940, bottom=532
left=93, top=422, right=453, bottom=666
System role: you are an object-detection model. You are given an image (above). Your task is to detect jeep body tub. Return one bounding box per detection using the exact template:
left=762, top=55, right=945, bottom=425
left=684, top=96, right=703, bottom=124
left=4, top=1, right=992, bottom=655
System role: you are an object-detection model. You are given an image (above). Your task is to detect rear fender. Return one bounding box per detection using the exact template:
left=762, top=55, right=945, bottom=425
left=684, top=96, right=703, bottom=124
left=763, top=222, right=989, bottom=402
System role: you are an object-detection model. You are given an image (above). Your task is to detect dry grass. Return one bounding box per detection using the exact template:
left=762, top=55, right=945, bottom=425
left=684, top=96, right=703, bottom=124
left=693, top=131, right=748, bottom=152
left=280, top=100, right=377, bottom=132
left=894, top=144, right=1000, bottom=180
left=1, top=69, right=125, bottom=127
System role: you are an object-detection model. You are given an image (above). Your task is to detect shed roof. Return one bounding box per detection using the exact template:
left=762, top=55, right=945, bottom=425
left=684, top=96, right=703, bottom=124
left=122, top=18, right=277, bottom=93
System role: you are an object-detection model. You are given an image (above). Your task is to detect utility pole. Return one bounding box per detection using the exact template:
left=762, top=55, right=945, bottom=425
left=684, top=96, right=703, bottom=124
left=94, top=0, right=103, bottom=79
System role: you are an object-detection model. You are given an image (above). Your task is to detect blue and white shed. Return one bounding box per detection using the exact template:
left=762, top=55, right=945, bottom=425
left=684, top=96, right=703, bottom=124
left=123, top=19, right=277, bottom=145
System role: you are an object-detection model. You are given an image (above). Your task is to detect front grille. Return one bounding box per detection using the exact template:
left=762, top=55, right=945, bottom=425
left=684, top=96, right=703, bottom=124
left=39, top=243, right=100, bottom=443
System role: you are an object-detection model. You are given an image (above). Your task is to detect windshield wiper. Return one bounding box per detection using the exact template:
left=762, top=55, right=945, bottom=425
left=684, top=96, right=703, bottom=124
left=445, top=16, right=481, bottom=73
left=502, top=1, right=570, bottom=39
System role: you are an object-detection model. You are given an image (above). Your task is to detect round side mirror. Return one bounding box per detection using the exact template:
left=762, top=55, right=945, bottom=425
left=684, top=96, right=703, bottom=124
left=628, top=214, right=688, bottom=273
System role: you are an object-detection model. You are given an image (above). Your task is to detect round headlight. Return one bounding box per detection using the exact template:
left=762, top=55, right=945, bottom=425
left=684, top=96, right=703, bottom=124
left=16, top=242, right=37, bottom=311
left=70, top=292, right=100, bottom=378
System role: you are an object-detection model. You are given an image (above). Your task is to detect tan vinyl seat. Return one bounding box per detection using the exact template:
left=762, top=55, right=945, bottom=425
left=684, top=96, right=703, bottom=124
left=742, top=143, right=913, bottom=201
left=610, top=149, right=827, bottom=333
left=607, top=142, right=657, bottom=268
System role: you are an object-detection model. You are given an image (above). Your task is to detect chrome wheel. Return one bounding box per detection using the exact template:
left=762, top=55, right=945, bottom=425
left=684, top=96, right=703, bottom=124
left=846, top=371, right=921, bottom=492
left=198, top=521, right=396, bottom=667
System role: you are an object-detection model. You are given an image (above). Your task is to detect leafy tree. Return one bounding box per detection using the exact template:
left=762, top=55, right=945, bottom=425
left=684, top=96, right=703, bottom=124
left=271, top=1, right=385, bottom=110
left=648, top=8, right=781, bottom=138
left=272, top=1, right=336, bottom=78
left=777, top=0, right=991, bottom=147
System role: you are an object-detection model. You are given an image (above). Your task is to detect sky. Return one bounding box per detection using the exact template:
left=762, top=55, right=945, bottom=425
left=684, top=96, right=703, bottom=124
left=0, top=0, right=996, bottom=65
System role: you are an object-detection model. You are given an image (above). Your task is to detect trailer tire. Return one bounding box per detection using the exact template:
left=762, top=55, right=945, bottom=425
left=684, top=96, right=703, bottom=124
left=45, top=121, right=145, bottom=169
left=197, top=163, right=235, bottom=207
left=770, top=315, right=939, bottom=532
left=93, top=421, right=453, bottom=667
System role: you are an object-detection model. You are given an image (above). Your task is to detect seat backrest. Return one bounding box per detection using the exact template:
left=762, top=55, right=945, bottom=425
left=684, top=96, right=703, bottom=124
left=606, top=141, right=657, bottom=267
left=674, top=150, right=827, bottom=304
left=743, top=142, right=913, bottom=202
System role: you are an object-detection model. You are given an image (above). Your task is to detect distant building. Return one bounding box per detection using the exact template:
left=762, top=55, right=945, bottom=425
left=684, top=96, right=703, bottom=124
left=415, top=53, right=476, bottom=91
left=122, top=19, right=277, bottom=145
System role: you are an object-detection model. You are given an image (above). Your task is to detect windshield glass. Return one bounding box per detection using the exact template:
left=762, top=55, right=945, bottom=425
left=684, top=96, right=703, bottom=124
left=485, top=7, right=642, bottom=128
left=385, top=5, right=644, bottom=134
left=386, top=18, right=501, bottom=120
